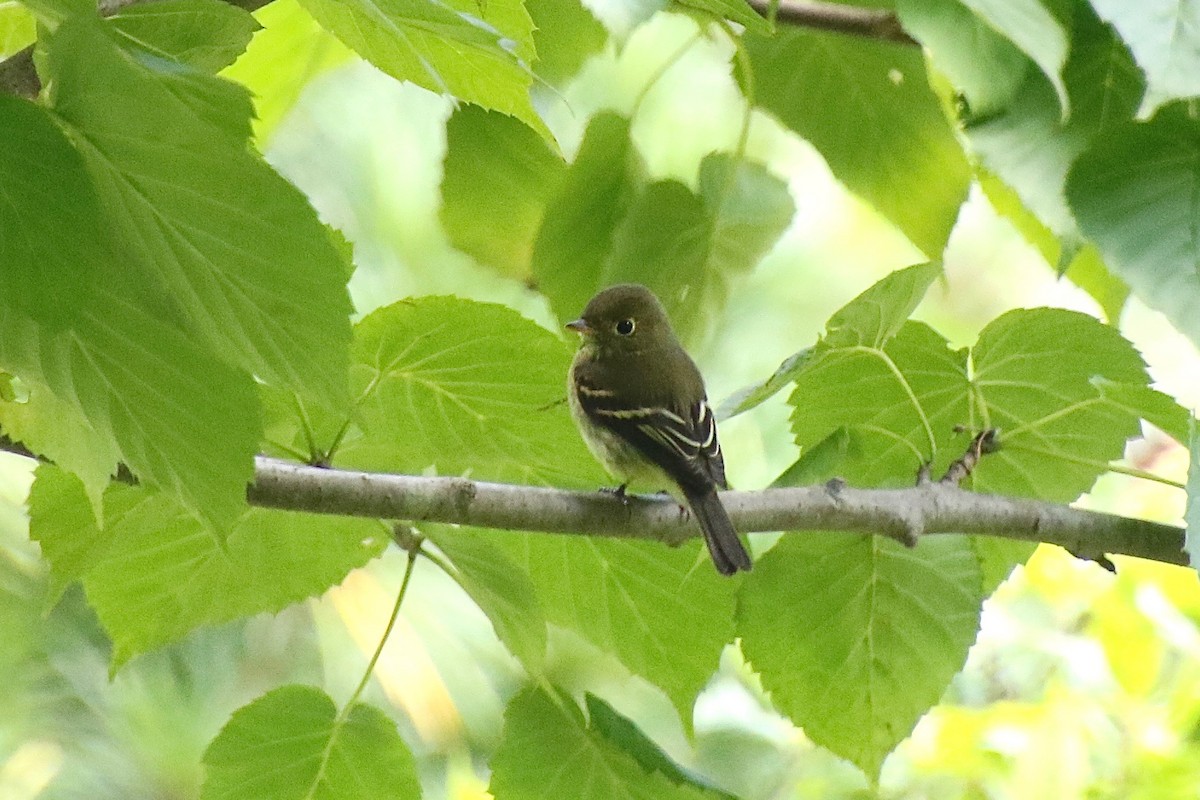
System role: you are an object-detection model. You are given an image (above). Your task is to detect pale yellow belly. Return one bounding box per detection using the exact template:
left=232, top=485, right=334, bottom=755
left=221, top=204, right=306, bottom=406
left=568, top=362, right=674, bottom=493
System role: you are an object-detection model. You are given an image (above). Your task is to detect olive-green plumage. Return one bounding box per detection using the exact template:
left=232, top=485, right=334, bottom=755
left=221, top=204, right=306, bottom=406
left=566, top=284, right=751, bottom=576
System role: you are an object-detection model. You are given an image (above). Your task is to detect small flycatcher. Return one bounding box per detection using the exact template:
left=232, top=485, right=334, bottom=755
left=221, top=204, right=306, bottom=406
left=566, top=284, right=752, bottom=575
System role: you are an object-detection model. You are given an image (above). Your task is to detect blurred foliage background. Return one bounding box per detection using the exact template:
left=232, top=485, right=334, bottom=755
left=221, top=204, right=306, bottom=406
left=2, top=2, right=1200, bottom=798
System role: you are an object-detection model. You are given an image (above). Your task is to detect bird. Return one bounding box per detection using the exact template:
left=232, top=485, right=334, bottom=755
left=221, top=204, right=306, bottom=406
left=565, top=283, right=752, bottom=575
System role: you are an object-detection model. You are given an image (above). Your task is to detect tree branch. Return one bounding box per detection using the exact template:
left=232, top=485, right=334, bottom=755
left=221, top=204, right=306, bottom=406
left=0, top=48, right=37, bottom=99
left=748, top=0, right=916, bottom=45
left=0, top=433, right=1187, bottom=567
left=246, top=457, right=1189, bottom=567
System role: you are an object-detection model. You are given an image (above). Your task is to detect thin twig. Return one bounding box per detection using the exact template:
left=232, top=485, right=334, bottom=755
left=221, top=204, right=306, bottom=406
left=303, top=546, right=418, bottom=799
left=941, top=429, right=1000, bottom=486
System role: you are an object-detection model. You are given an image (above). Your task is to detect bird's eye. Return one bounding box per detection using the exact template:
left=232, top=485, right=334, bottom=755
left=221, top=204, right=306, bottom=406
left=615, top=319, right=635, bottom=336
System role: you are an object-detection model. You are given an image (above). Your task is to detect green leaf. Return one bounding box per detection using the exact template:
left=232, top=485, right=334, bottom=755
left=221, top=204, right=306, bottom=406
left=771, top=427, right=1032, bottom=598
left=585, top=693, right=694, bottom=783
left=30, top=478, right=386, bottom=668
left=532, top=112, right=643, bottom=325
left=970, top=308, right=1149, bottom=502
left=108, top=0, right=261, bottom=72
left=822, top=262, right=942, bottom=350
left=784, top=303, right=1160, bottom=596
left=1066, top=104, right=1200, bottom=349
left=896, top=0, right=1028, bottom=118
left=220, top=0, right=354, bottom=142
left=258, top=379, right=351, bottom=464
left=790, top=304, right=1155, bottom=499
left=674, top=0, right=770, bottom=34
left=441, top=106, right=567, bottom=278
left=738, top=533, right=983, bottom=780
left=772, top=426, right=864, bottom=488
left=967, top=74, right=1079, bottom=238
left=296, top=0, right=547, bottom=137
left=527, top=0, right=607, bottom=84
left=1062, top=6, right=1147, bottom=132
left=977, top=168, right=1062, bottom=264
left=0, top=1, right=35, bottom=55
left=342, top=296, right=605, bottom=488
left=790, top=321, right=970, bottom=481
left=1087, top=0, right=1200, bottom=112
left=45, top=16, right=353, bottom=402
left=425, top=526, right=548, bottom=672
left=585, top=693, right=731, bottom=796
left=0, top=95, right=107, bottom=328
left=686, top=152, right=796, bottom=333
left=489, top=687, right=719, bottom=800
left=16, top=0, right=88, bottom=27
left=979, top=174, right=1130, bottom=322
left=747, top=23, right=970, bottom=257
left=973, top=536, right=1037, bottom=598
left=721, top=262, right=941, bottom=418
left=965, top=5, right=1144, bottom=242
left=25, top=466, right=108, bottom=606
left=0, top=381, right=119, bottom=520
left=602, top=179, right=712, bottom=331
left=1091, top=380, right=1193, bottom=446
left=497, top=535, right=738, bottom=726
left=1062, top=245, right=1129, bottom=324
left=957, top=0, right=1069, bottom=114
left=0, top=289, right=260, bottom=530
left=202, top=685, right=421, bottom=800
left=534, top=122, right=794, bottom=343
left=718, top=347, right=813, bottom=419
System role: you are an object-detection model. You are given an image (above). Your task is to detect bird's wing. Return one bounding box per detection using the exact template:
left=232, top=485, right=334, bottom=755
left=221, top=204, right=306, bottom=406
left=575, top=374, right=727, bottom=491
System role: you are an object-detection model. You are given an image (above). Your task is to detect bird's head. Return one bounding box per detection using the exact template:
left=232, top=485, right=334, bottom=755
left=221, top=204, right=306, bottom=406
left=566, top=284, right=674, bottom=355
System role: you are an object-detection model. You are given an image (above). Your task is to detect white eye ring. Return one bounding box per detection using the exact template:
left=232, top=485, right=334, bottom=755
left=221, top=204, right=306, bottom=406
left=615, top=319, right=635, bottom=336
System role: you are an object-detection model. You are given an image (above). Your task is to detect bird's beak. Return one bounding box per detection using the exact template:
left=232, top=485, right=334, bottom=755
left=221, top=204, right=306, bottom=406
left=566, top=319, right=591, bottom=334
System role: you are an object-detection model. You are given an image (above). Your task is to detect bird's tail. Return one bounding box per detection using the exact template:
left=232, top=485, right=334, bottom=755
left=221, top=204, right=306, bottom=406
left=684, top=487, right=751, bottom=576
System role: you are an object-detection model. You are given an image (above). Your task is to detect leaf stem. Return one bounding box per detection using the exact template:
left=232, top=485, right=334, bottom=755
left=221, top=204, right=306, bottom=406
left=969, top=382, right=992, bottom=431
left=304, top=549, right=420, bottom=800
left=264, top=438, right=311, bottom=463
left=417, top=544, right=456, bottom=577
left=293, top=393, right=319, bottom=464
left=766, top=0, right=781, bottom=26
left=630, top=29, right=704, bottom=121
left=711, top=19, right=757, bottom=214
left=728, top=28, right=754, bottom=162
left=323, top=369, right=387, bottom=463
left=323, top=416, right=355, bottom=465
